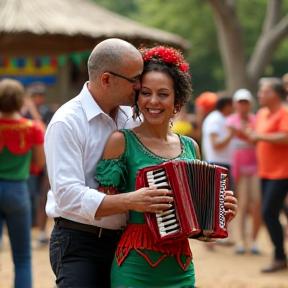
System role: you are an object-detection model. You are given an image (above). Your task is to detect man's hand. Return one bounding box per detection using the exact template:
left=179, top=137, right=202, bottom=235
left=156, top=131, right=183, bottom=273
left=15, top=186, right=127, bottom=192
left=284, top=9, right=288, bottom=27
left=224, top=190, right=237, bottom=224
left=243, top=127, right=260, bottom=144
left=125, top=187, right=173, bottom=213
left=95, top=187, right=173, bottom=218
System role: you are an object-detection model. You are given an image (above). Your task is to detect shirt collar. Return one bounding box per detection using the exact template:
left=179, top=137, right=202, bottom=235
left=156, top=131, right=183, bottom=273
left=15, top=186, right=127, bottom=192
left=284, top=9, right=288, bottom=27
left=79, top=82, right=132, bottom=124
left=79, top=82, right=104, bottom=121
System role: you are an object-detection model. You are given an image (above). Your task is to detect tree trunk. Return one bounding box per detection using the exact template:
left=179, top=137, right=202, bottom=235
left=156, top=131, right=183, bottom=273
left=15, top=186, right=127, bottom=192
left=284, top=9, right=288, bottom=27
left=208, top=0, right=249, bottom=92
left=208, top=0, right=288, bottom=94
left=247, top=0, right=288, bottom=91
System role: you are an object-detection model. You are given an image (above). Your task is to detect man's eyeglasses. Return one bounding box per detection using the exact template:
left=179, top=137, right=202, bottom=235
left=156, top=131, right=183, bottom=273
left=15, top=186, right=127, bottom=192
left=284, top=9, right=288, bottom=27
left=107, top=71, right=140, bottom=84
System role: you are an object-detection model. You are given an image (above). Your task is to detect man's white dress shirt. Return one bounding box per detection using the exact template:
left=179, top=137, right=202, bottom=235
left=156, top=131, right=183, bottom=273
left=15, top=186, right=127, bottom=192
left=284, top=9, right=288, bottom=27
left=202, top=110, right=233, bottom=165
left=45, top=82, right=138, bottom=230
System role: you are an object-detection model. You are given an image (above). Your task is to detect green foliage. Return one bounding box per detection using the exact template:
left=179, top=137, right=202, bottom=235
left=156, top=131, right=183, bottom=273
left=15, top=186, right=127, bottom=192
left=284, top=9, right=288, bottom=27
left=92, top=0, right=138, bottom=16
left=93, top=0, right=288, bottom=97
left=135, top=0, right=224, bottom=97
left=237, top=0, right=265, bottom=57
left=267, top=39, right=288, bottom=78
left=265, top=0, right=288, bottom=78
left=238, top=0, right=288, bottom=67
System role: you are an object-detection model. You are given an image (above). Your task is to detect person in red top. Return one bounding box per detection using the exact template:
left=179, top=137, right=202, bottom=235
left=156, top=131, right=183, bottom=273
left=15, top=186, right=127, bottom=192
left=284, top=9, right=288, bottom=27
left=0, top=79, right=45, bottom=288
left=247, top=77, right=288, bottom=273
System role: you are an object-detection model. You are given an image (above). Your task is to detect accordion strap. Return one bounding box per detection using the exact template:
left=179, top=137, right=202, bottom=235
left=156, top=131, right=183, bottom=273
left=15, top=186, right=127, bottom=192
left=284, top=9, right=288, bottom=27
left=116, top=224, right=192, bottom=271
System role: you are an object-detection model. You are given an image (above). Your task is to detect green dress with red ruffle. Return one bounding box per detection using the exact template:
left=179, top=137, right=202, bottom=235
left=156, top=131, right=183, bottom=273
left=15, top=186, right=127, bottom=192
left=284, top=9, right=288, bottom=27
left=95, top=129, right=198, bottom=288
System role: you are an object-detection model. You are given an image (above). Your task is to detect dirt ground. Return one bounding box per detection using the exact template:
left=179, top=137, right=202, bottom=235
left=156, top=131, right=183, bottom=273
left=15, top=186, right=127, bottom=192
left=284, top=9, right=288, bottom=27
left=0, top=218, right=287, bottom=288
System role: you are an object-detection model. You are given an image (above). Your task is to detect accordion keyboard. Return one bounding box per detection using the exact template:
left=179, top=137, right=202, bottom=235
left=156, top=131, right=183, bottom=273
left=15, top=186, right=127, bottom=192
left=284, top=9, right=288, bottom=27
left=146, top=169, right=180, bottom=237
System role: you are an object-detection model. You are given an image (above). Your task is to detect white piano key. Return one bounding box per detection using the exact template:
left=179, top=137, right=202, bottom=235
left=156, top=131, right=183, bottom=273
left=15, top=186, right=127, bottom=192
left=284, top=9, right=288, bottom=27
left=160, top=226, right=180, bottom=235
left=147, top=170, right=166, bottom=177
left=165, top=223, right=179, bottom=230
left=157, top=209, right=175, bottom=216
left=157, top=214, right=175, bottom=222
left=148, top=182, right=169, bottom=188
left=158, top=219, right=177, bottom=228
left=148, top=175, right=167, bottom=184
left=160, top=229, right=180, bottom=237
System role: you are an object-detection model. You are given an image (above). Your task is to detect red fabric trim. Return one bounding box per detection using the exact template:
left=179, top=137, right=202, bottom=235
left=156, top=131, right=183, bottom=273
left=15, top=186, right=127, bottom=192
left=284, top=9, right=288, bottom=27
left=135, top=249, right=168, bottom=267
left=115, top=224, right=192, bottom=271
left=0, top=117, right=44, bottom=154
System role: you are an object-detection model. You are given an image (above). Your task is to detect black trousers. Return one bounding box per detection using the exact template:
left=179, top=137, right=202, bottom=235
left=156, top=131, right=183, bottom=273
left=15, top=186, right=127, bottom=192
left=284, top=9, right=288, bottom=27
left=50, top=225, right=119, bottom=288
left=261, top=178, right=288, bottom=260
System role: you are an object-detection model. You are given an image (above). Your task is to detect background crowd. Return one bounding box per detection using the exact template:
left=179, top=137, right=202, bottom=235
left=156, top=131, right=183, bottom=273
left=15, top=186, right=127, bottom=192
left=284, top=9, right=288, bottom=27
left=172, top=73, right=288, bottom=273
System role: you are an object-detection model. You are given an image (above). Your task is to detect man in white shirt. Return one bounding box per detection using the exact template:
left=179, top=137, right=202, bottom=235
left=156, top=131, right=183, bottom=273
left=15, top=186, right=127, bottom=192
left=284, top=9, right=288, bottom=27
left=45, top=38, right=173, bottom=288
left=202, top=96, right=234, bottom=185
left=201, top=96, right=234, bottom=248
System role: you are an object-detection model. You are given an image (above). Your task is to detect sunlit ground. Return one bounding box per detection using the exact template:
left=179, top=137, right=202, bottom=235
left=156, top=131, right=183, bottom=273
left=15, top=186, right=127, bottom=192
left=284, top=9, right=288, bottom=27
left=0, top=217, right=287, bottom=288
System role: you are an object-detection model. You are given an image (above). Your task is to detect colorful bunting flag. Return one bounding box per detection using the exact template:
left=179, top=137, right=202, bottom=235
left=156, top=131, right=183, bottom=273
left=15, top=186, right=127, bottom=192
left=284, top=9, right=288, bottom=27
left=0, top=51, right=91, bottom=75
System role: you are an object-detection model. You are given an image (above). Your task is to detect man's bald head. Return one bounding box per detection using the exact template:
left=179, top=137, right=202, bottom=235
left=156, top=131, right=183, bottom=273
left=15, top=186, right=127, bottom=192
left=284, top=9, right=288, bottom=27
left=88, top=38, right=141, bottom=81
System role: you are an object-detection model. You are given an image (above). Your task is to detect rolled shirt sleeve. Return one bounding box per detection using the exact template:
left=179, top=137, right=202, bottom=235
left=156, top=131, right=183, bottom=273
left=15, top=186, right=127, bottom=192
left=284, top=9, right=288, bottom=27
left=45, top=120, right=105, bottom=221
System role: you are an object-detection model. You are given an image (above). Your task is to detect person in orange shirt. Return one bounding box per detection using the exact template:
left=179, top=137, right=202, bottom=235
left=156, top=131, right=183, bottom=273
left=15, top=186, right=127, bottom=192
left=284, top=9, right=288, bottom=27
left=247, top=77, right=288, bottom=273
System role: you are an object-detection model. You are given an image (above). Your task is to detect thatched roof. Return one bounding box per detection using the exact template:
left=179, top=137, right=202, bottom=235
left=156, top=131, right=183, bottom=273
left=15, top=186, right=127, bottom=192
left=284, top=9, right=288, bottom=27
left=0, top=0, right=190, bottom=56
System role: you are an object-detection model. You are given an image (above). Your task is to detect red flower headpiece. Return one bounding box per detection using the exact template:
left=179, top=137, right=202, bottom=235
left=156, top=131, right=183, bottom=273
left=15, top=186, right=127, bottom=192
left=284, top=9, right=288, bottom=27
left=141, top=46, right=189, bottom=73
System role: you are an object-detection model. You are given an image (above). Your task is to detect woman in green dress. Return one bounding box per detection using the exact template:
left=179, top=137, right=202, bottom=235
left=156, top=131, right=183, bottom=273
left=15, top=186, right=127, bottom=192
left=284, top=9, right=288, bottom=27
left=95, top=46, right=237, bottom=288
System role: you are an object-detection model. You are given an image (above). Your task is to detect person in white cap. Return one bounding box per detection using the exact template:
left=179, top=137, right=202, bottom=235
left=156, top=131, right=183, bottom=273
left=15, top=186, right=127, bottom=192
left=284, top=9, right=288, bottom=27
left=226, top=89, right=262, bottom=255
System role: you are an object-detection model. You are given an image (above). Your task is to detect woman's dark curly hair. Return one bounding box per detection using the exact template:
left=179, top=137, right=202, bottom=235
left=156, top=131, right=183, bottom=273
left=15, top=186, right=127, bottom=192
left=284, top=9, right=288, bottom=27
left=134, top=46, right=193, bottom=117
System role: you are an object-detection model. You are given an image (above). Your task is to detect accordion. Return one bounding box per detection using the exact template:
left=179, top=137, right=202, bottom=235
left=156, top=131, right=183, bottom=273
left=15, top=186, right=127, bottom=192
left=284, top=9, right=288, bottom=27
left=135, top=160, right=229, bottom=242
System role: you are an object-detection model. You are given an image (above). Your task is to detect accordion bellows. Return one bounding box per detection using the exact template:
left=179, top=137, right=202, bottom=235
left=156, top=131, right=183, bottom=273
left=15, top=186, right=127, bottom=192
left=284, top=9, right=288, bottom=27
left=136, top=159, right=229, bottom=243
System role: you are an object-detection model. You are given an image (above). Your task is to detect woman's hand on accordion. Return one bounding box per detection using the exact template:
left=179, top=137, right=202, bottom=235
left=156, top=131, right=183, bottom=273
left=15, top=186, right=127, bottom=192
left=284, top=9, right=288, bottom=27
left=125, top=187, right=173, bottom=213
left=224, top=190, right=238, bottom=224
